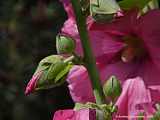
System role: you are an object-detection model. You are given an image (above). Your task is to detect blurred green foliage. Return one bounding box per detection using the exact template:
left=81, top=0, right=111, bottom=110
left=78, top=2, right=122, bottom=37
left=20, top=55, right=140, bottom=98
left=0, top=0, right=74, bottom=120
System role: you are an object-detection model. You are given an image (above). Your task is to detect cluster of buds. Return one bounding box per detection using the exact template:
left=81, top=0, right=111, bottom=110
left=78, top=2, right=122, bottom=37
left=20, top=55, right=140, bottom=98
left=25, top=35, right=76, bottom=95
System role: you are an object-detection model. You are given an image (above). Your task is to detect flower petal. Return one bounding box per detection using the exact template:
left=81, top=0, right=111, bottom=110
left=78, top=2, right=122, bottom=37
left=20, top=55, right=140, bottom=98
left=66, top=59, right=140, bottom=103
left=61, top=18, right=125, bottom=58
left=115, top=77, right=155, bottom=117
left=138, top=60, right=160, bottom=86
left=53, top=109, right=96, bottom=120
left=25, top=71, right=42, bottom=95
left=138, top=10, right=160, bottom=68
left=100, top=61, right=139, bottom=84
left=89, top=9, right=139, bottom=36
left=59, top=0, right=74, bottom=19
left=67, top=65, right=95, bottom=103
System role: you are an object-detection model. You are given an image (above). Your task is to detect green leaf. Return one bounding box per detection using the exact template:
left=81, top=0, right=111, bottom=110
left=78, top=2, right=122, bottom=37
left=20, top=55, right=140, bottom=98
left=119, top=0, right=151, bottom=10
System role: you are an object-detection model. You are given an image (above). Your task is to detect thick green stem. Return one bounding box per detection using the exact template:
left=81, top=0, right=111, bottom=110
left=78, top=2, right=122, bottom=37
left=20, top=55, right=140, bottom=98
left=71, top=0, right=105, bottom=104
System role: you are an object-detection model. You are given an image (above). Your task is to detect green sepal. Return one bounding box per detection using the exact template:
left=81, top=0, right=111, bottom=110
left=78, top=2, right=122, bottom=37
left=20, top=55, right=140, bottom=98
left=119, top=0, right=151, bottom=10
left=34, top=55, right=64, bottom=75
left=90, top=0, right=120, bottom=14
left=55, top=62, right=73, bottom=83
left=39, top=55, right=64, bottom=66
left=47, top=61, right=67, bottom=80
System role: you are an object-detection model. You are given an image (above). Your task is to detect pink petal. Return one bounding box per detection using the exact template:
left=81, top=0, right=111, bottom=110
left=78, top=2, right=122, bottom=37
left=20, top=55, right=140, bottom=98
left=138, top=10, right=160, bottom=68
left=100, top=61, right=139, bottom=84
left=89, top=30, right=125, bottom=58
left=59, top=0, right=75, bottom=19
left=67, top=65, right=95, bottom=103
left=137, top=59, right=160, bottom=103
left=25, top=71, right=42, bottom=95
left=62, top=18, right=125, bottom=58
left=61, top=18, right=83, bottom=56
left=89, top=9, right=139, bottom=36
left=138, top=59, right=160, bottom=86
left=115, top=77, right=155, bottom=118
left=53, top=109, right=96, bottom=120
left=66, top=59, right=140, bottom=103
left=148, top=85, right=160, bottom=103
left=60, top=3, right=125, bottom=58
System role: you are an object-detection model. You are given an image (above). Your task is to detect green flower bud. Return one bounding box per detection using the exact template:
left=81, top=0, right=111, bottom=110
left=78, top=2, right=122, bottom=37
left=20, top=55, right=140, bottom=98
left=36, top=56, right=73, bottom=90
left=56, top=35, right=76, bottom=54
left=25, top=55, right=73, bottom=95
left=103, top=76, right=122, bottom=101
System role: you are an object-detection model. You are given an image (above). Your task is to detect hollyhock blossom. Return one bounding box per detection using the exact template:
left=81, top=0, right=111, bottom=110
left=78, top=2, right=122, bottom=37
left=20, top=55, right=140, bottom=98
left=60, top=0, right=160, bottom=117
left=53, top=109, right=96, bottom=120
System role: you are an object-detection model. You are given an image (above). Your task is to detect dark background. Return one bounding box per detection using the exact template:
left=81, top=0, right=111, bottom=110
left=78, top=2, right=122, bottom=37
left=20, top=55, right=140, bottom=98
left=0, top=0, right=74, bottom=120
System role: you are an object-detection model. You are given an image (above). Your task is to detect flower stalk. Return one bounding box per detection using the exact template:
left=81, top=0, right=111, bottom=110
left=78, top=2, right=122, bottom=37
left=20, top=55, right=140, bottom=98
left=70, top=0, right=105, bottom=104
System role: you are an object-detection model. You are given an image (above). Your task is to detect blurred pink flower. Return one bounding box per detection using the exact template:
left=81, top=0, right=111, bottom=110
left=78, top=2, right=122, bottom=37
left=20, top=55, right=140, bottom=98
left=25, top=71, right=42, bottom=95
left=52, top=109, right=96, bottom=120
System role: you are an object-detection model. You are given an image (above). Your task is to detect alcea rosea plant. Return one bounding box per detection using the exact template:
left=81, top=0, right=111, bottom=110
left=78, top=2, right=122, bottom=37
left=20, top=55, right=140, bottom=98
left=25, top=0, right=160, bottom=119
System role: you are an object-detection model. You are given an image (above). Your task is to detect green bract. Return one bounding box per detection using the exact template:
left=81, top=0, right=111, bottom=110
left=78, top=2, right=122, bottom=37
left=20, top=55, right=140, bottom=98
left=56, top=35, right=76, bottom=54
left=119, top=0, right=151, bottom=10
left=32, top=55, right=73, bottom=90
left=90, top=0, right=120, bottom=22
left=103, top=76, right=122, bottom=101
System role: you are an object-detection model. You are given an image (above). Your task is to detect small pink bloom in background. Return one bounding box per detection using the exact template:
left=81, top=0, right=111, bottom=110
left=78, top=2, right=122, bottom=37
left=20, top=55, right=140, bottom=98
left=60, top=0, right=160, bottom=117
left=25, top=71, right=42, bottom=95
left=53, top=109, right=96, bottom=120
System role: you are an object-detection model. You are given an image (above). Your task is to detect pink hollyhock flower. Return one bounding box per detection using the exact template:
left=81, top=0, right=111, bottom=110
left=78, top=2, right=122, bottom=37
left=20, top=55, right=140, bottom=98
left=53, top=109, right=96, bottom=120
left=25, top=71, right=42, bottom=95
left=60, top=0, right=160, bottom=117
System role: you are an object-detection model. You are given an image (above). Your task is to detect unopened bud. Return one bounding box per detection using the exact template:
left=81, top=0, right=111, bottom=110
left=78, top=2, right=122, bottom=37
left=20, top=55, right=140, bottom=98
left=56, top=35, right=76, bottom=54
left=103, top=76, right=122, bottom=101
left=25, top=55, right=73, bottom=95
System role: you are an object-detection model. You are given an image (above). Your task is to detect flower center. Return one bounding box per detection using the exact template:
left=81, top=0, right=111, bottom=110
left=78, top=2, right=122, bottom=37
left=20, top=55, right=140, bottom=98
left=121, top=35, right=147, bottom=63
